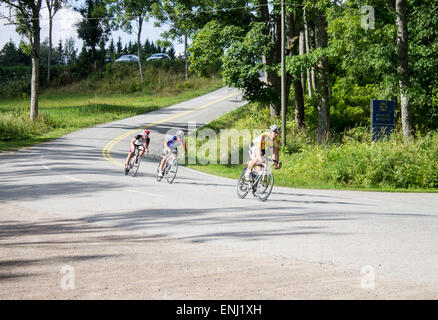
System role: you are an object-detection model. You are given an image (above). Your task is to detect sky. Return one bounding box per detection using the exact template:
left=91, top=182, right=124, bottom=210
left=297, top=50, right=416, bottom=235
left=0, top=3, right=185, bottom=55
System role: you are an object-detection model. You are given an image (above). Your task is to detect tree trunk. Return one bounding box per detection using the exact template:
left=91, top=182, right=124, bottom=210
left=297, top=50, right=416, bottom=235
left=258, top=0, right=283, bottom=119
left=137, top=16, right=144, bottom=83
left=30, top=54, right=40, bottom=121
left=267, top=11, right=282, bottom=118
left=299, top=28, right=306, bottom=94
left=287, top=10, right=305, bottom=129
left=294, top=80, right=305, bottom=129
left=396, top=0, right=413, bottom=142
left=315, top=9, right=330, bottom=144
left=309, top=21, right=317, bottom=93
left=184, top=34, right=189, bottom=80
left=47, top=9, right=52, bottom=85
left=303, top=8, right=313, bottom=97
left=30, top=2, right=42, bottom=121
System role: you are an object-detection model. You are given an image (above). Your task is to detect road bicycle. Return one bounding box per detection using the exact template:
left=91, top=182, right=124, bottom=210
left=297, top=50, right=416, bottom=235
left=237, top=157, right=281, bottom=201
left=156, top=150, right=178, bottom=184
left=125, top=146, right=142, bottom=177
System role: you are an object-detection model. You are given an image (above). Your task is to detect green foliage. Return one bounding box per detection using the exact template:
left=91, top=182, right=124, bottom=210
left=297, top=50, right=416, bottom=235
left=18, top=41, right=32, bottom=56
left=0, top=65, right=32, bottom=98
left=329, top=79, right=376, bottom=131
left=407, top=0, right=438, bottom=129
left=286, top=47, right=326, bottom=78
left=0, top=40, right=31, bottom=66
left=75, top=0, right=111, bottom=55
left=221, top=22, right=276, bottom=104
left=0, top=109, right=60, bottom=142
left=189, top=20, right=244, bottom=78
left=287, top=128, right=438, bottom=190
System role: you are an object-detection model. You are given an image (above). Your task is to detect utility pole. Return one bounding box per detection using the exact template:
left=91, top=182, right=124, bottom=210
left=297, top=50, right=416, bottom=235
left=281, top=0, right=286, bottom=146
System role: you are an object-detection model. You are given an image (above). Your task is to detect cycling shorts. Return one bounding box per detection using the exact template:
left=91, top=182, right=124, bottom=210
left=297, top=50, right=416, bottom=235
left=163, top=147, right=178, bottom=157
left=130, top=144, right=145, bottom=153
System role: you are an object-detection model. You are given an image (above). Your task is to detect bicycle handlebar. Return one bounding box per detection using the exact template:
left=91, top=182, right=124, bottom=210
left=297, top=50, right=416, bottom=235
left=262, top=157, right=282, bottom=169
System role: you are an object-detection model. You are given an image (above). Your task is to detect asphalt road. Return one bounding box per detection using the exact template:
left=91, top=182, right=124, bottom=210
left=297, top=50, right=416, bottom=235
left=1, top=86, right=437, bottom=286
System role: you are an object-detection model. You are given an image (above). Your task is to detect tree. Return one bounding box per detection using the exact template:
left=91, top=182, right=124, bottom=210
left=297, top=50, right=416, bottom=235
left=2, top=0, right=43, bottom=121
left=151, top=0, right=197, bottom=80
left=45, top=0, right=64, bottom=84
left=63, top=37, right=77, bottom=64
left=394, top=0, right=413, bottom=142
left=327, top=0, right=430, bottom=136
left=167, top=46, right=176, bottom=59
left=55, top=39, right=64, bottom=64
left=407, top=0, right=438, bottom=130
left=189, top=0, right=289, bottom=118
left=257, top=0, right=287, bottom=119
left=116, top=36, right=123, bottom=55
left=107, top=0, right=155, bottom=83
left=314, top=3, right=330, bottom=143
left=143, top=38, right=152, bottom=57
left=0, top=39, right=31, bottom=66
left=108, top=37, right=115, bottom=60
left=286, top=4, right=305, bottom=129
left=75, top=0, right=111, bottom=71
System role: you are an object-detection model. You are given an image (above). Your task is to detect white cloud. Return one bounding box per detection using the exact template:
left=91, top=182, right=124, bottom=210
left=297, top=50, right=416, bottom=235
left=40, top=7, right=83, bottom=48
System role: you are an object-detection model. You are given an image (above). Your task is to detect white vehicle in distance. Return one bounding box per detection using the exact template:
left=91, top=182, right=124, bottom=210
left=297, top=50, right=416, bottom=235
left=114, top=54, right=139, bottom=63
left=146, top=53, right=171, bottom=61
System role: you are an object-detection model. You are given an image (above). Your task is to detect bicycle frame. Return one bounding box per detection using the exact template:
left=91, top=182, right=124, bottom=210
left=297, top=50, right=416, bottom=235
left=253, top=157, right=272, bottom=186
left=164, top=151, right=177, bottom=169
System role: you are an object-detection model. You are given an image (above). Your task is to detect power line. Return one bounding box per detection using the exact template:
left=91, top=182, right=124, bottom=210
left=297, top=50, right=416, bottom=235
left=1, top=1, right=306, bottom=23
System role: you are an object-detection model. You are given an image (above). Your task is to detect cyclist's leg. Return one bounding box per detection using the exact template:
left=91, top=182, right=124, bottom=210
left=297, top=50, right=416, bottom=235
left=138, top=145, right=145, bottom=158
left=159, top=148, right=169, bottom=174
left=125, top=149, right=134, bottom=167
left=159, top=156, right=166, bottom=171
left=255, top=150, right=265, bottom=173
left=248, top=147, right=262, bottom=172
left=125, top=149, right=134, bottom=174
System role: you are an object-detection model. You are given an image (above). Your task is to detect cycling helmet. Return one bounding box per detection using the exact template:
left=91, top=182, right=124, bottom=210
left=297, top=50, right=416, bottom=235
left=176, top=130, right=184, bottom=138
left=270, top=124, right=280, bottom=133
left=144, top=129, right=150, bottom=136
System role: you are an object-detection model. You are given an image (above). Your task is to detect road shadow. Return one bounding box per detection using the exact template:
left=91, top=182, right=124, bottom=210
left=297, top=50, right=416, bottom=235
left=0, top=213, right=168, bottom=283
left=81, top=205, right=357, bottom=243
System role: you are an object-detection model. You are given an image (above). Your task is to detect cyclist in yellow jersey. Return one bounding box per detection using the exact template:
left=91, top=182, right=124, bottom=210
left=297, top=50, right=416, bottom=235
left=246, top=125, right=281, bottom=179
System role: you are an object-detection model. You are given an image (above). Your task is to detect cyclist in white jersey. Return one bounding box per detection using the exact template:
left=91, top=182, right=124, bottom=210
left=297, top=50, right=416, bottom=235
left=158, top=130, right=187, bottom=178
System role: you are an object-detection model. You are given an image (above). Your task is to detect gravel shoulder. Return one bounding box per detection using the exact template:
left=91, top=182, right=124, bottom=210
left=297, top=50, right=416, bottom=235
left=1, top=202, right=437, bottom=300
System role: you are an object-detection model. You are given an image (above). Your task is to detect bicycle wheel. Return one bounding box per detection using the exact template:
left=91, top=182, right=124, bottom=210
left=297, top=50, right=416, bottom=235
left=256, top=171, right=269, bottom=194
left=166, top=159, right=178, bottom=184
left=237, top=168, right=250, bottom=199
left=131, top=155, right=141, bottom=177
left=256, top=171, right=274, bottom=201
left=124, top=161, right=131, bottom=175
left=126, top=156, right=135, bottom=175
